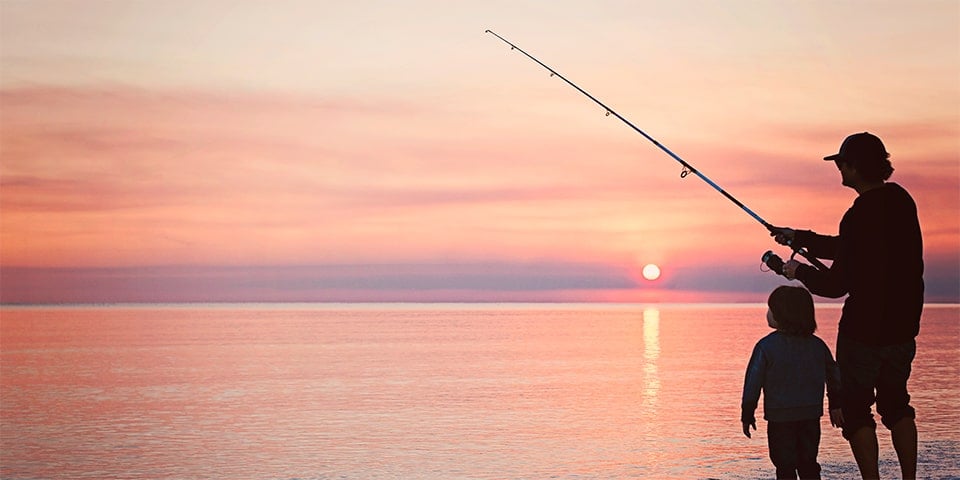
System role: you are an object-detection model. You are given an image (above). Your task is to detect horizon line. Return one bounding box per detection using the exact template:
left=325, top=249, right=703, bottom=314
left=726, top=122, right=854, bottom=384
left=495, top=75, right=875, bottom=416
left=7, top=300, right=959, bottom=308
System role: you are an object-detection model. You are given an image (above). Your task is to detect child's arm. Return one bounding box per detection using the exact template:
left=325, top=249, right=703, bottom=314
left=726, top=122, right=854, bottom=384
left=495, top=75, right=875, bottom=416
left=741, top=343, right=766, bottom=438
left=824, top=342, right=843, bottom=427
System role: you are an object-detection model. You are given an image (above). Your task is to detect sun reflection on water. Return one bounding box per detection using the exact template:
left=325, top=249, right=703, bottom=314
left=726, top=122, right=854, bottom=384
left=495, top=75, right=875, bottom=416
left=642, top=307, right=660, bottom=408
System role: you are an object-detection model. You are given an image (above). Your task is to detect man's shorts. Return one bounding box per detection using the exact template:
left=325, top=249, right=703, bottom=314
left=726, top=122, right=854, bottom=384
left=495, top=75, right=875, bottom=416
left=836, top=333, right=916, bottom=440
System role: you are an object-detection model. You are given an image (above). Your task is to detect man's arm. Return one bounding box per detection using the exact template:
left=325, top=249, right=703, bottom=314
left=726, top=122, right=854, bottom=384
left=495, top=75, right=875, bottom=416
left=794, top=230, right=840, bottom=260
left=794, top=261, right=848, bottom=298
left=769, top=227, right=840, bottom=260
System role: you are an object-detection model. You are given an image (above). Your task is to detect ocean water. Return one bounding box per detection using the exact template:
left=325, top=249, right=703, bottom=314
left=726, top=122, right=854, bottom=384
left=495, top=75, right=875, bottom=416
left=1, top=303, right=958, bottom=479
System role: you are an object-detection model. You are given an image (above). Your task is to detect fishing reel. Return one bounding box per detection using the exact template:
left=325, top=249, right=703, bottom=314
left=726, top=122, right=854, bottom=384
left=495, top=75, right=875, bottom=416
left=761, top=250, right=788, bottom=277
left=763, top=243, right=829, bottom=278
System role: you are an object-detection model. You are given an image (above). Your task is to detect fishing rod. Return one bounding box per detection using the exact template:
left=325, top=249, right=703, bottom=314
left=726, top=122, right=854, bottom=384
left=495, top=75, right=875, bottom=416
left=485, top=29, right=827, bottom=275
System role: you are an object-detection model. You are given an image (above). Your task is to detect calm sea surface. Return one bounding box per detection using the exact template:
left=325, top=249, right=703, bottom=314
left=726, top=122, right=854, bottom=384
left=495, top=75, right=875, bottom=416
left=2, top=304, right=958, bottom=479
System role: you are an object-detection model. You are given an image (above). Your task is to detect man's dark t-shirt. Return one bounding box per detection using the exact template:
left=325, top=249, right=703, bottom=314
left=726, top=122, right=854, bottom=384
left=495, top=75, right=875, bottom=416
left=794, top=183, right=924, bottom=346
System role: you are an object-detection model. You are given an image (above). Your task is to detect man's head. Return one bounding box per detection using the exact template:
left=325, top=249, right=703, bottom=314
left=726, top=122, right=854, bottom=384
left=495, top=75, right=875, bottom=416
left=823, top=132, right=894, bottom=183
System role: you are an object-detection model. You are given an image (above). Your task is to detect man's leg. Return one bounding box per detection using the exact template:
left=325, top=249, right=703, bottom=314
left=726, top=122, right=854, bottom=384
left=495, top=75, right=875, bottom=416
left=890, top=413, right=917, bottom=479
left=877, top=340, right=918, bottom=480
left=848, top=426, right=880, bottom=479
left=837, top=334, right=882, bottom=479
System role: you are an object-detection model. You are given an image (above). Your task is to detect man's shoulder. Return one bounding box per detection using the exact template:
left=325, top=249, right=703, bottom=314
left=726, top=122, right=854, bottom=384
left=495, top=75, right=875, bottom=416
left=850, top=182, right=915, bottom=215
left=865, top=183, right=920, bottom=216
left=874, top=182, right=915, bottom=201
left=886, top=182, right=919, bottom=204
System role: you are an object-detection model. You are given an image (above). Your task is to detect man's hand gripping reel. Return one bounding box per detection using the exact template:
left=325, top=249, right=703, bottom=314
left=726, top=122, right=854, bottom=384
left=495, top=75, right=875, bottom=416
left=762, top=227, right=829, bottom=277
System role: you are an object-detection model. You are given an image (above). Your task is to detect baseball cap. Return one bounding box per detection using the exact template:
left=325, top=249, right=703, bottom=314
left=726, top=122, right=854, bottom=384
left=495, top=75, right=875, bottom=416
left=823, top=132, right=887, bottom=161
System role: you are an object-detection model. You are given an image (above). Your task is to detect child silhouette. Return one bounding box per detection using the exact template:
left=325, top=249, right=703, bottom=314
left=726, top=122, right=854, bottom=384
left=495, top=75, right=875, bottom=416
left=742, top=286, right=843, bottom=479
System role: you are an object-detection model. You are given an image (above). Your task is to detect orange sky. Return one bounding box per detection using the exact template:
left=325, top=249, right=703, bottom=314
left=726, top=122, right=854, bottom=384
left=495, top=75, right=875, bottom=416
left=1, top=1, right=958, bottom=303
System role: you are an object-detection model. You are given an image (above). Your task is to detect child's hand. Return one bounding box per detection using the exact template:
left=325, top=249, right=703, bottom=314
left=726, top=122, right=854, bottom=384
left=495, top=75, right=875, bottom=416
left=742, top=420, right=756, bottom=438
left=830, top=408, right=844, bottom=428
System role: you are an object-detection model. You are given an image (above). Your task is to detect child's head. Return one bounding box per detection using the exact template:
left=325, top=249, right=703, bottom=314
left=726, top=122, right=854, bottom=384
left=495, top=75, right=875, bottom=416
left=766, top=285, right=817, bottom=336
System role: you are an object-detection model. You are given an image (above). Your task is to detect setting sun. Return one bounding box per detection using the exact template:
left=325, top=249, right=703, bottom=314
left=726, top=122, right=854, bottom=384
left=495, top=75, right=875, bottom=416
left=642, top=264, right=661, bottom=281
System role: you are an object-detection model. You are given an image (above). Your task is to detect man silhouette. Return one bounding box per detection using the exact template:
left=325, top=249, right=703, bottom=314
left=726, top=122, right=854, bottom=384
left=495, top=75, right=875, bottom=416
left=775, top=132, right=923, bottom=479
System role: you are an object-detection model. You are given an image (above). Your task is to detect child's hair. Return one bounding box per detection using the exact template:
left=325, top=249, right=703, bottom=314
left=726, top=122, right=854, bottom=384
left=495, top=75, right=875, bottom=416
left=767, top=285, right=817, bottom=336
